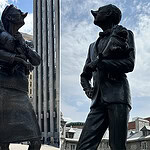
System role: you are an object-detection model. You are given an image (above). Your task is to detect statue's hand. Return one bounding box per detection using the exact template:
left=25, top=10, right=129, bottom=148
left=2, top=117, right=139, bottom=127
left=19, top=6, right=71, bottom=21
left=111, top=46, right=122, bottom=52
left=24, top=62, right=34, bottom=71
left=16, top=54, right=26, bottom=60
left=14, top=32, right=22, bottom=40
left=85, top=87, right=94, bottom=99
left=16, top=47, right=24, bottom=54
left=14, top=32, right=26, bottom=48
left=111, top=41, right=129, bottom=53
left=14, top=56, right=34, bottom=71
left=85, top=59, right=99, bottom=72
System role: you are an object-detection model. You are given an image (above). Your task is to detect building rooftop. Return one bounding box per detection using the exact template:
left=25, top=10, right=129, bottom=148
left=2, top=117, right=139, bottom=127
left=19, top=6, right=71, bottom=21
left=64, top=117, right=150, bottom=143
left=66, top=122, right=84, bottom=127
left=21, top=32, right=33, bottom=41
left=68, top=127, right=76, bottom=133
left=128, top=121, right=136, bottom=130
left=10, top=144, right=59, bottom=150
left=141, top=126, right=150, bottom=131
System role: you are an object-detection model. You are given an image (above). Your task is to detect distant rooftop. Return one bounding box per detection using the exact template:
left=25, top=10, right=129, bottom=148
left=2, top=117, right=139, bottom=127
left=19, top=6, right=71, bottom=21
left=64, top=117, right=150, bottom=143
left=66, top=122, right=84, bottom=127
left=21, top=32, right=33, bottom=41
left=10, top=144, right=59, bottom=150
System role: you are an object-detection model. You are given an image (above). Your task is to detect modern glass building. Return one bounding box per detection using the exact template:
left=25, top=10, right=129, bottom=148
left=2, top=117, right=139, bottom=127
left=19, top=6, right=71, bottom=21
left=33, top=0, right=60, bottom=147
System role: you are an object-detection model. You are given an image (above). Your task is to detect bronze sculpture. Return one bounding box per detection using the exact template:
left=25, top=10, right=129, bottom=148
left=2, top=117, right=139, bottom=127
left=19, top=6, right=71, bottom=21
left=77, top=4, right=135, bottom=150
left=0, top=5, right=41, bottom=150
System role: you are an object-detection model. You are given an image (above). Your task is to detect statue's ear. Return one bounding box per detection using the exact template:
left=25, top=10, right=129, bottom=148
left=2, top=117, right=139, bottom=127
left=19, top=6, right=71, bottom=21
left=105, top=11, right=112, bottom=17
left=6, top=15, right=11, bottom=21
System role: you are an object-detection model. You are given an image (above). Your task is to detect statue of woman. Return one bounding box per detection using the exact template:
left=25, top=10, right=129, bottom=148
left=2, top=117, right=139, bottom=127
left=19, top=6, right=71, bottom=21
left=0, top=5, right=41, bottom=150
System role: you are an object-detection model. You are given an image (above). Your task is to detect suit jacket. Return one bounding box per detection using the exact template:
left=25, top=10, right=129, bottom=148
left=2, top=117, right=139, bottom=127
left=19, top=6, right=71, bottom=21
left=80, top=29, right=135, bottom=109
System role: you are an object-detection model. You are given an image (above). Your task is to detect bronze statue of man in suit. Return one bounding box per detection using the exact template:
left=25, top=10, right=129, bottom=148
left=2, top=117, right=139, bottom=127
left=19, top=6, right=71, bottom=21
left=0, top=5, right=41, bottom=150
left=77, top=4, right=135, bottom=150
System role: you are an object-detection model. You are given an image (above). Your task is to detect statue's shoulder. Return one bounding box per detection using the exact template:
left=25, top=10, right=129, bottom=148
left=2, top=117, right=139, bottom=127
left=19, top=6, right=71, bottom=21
left=112, top=25, right=128, bottom=36
left=90, top=41, right=96, bottom=46
left=111, top=25, right=135, bottom=41
left=0, top=31, right=14, bottom=40
left=15, top=32, right=26, bottom=45
left=113, top=25, right=127, bottom=31
left=114, top=25, right=134, bottom=35
left=0, top=21, right=5, bottom=32
left=16, top=32, right=24, bottom=39
left=89, top=41, right=97, bottom=50
left=0, top=30, right=15, bottom=52
left=127, top=30, right=134, bottom=37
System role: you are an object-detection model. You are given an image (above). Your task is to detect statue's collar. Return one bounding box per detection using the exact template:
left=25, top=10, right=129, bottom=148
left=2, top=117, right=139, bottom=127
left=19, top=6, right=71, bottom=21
left=99, top=25, right=118, bottom=38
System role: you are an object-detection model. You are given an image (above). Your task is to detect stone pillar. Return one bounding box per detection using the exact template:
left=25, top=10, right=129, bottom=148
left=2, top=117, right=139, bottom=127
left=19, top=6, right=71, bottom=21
left=33, top=0, right=60, bottom=147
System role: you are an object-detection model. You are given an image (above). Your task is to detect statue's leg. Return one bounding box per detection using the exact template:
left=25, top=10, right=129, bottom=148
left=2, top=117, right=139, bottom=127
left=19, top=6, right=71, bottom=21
left=0, top=143, right=10, bottom=150
left=28, top=139, right=41, bottom=150
left=76, top=105, right=109, bottom=150
left=108, top=104, right=130, bottom=150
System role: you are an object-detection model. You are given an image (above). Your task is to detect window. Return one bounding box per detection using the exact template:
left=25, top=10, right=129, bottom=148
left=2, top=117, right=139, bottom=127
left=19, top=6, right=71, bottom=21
left=30, top=82, right=32, bottom=87
left=71, top=144, right=75, bottom=150
left=30, top=89, right=32, bottom=94
left=106, top=142, right=109, bottom=148
left=30, top=74, right=32, bottom=80
left=141, top=141, right=147, bottom=149
left=66, top=131, right=74, bottom=139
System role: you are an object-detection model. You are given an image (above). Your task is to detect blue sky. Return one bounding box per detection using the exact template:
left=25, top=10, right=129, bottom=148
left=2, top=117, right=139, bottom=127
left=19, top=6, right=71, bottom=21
left=11, top=0, right=33, bottom=13
left=7, top=0, right=33, bottom=13
left=0, top=0, right=33, bottom=34
left=0, top=0, right=32, bottom=14
left=0, top=0, right=150, bottom=123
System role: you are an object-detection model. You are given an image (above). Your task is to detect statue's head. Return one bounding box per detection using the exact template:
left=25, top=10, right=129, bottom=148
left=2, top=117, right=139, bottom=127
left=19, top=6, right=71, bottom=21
left=1, top=4, right=28, bottom=31
left=91, top=4, right=122, bottom=28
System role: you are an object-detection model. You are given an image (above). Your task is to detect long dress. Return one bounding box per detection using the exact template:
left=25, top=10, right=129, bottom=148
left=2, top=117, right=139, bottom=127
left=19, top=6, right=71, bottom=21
left=0, top=46, right=41, bottom=143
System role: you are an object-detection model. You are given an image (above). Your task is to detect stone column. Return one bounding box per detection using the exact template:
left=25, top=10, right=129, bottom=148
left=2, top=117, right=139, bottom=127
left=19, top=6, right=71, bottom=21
left=33, top=0, right=60, bottom=147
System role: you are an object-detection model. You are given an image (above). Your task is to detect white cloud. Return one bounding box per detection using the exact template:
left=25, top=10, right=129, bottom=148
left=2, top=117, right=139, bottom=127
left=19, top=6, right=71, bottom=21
left=0, top=0, right=8, bottom=17
left=130, top=97, right=150, bottom=119
left=76, top=101, right=84, bottom=106
left=128, top=4, right=150, bottom=97
left=136, top=1, right=150, bottom=15
left=11, top=0, right=18, bottom=2
left=61, top=0, right=150, bottom=121
left=19, top=13, right=33, bottom=35
left=61, top=20, right=98, bottom=120
left=61, top=100, right=89, bottom=122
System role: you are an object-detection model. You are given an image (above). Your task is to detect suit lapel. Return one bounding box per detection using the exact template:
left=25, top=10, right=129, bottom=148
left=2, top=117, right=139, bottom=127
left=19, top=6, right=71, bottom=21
left=91, top=38, right=100, bottom=61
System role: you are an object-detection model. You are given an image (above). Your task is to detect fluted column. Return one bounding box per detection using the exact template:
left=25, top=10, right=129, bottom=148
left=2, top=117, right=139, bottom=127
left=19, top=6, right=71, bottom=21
left=33, top=0, right=37, bottom=114
left=42, top=0, right=48, bottom=143
left=33, top=0, right=60, bottom=147
left=54, top=0, right=60, bottom=143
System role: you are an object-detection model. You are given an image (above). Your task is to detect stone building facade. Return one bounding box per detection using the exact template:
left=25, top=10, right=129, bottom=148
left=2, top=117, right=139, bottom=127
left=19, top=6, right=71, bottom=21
left=61, top=117, right=150, bottom=150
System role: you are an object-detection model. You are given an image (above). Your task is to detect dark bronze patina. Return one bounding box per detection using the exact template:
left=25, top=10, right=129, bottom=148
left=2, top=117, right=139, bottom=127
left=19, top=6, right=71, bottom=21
left=77, top=4, right=135, bottom=150
left=0, top=5, right=41, bottom=150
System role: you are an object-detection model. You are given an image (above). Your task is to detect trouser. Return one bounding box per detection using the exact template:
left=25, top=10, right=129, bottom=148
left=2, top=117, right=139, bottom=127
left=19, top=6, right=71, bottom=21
left=76, top=103, right=130, bottom=150
left=0, top=139, right=41, bottom=150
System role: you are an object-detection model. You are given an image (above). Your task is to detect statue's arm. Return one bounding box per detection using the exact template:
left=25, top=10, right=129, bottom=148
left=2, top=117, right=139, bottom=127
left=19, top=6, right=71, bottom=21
left=0, top=49, right=34, bottom=71
left=26, top=46, right=41, bottom=66
left=80, top=45, right=93, bottom=91
left=100, top=30, right=135, bottom=73
left=14, top=32, right=41, bottom=66
left=0, top=49, right=16, bottom=64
